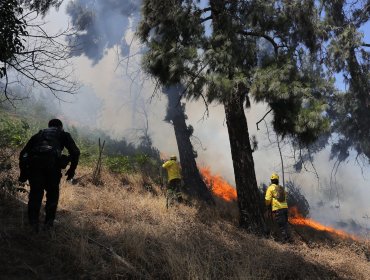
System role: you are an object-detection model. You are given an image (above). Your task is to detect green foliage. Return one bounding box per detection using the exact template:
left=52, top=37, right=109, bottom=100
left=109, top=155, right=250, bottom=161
left=106, top=153, right=161, bottom=175
left=0, top=0, right=27, bottom=78
left=327, top=25, right=363, bottom=72
left=0, top=97, right=162, bottom=181
left=251, top=58, right=331, bottom=145
left=138, top=0, right=370, bottom=164
left=0, top=117, right=31, bottom=148
left=138, top=0, right=204, bottom=86
left=322, top=3, right=370, bottom=162
left=1, top=0, right=77, bottom=97
left=21, top=0, right=63, bottom=15
left=138, top=0, right=334, bottom=149
left=0, top=0, right=61, bottom=77
left=106, top=155, right=133, bottom=174
left=138, top=0, right=336, bottom=230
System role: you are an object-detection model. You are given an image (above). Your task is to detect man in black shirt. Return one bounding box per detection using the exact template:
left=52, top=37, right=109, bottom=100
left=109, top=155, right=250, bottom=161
left=19, top=119, right=80, bottom=232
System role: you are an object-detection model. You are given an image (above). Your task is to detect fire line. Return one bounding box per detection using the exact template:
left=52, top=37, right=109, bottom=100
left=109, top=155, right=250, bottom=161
left=200, top=167, right=237, bottom=202
left=289, top=206, right=358, bottom=240
left=200, top=167, right=359, bottom=240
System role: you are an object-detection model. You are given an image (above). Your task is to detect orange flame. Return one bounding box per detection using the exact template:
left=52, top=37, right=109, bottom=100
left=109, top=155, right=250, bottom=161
left=200, top=167, right=237, bottom=202
left=289, top=206, right=357, bottom=240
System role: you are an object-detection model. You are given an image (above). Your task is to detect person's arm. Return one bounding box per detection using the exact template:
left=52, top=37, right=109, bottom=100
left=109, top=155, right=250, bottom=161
left=18, top=135, right=37, bottom=182
left=19, top=135, right=37, bottom=163
left=63, top=132, right=80, bottom=179
left=162, top=160, right=170, bottom=169
left=265, top=186, right=272, bottom=206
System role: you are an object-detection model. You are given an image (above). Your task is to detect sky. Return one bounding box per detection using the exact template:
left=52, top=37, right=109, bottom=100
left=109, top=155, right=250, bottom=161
left=13, top=1, right=370, bottom=234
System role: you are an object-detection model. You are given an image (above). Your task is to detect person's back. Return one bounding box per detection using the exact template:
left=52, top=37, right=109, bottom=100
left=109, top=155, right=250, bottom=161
left=265, top=173, right=290, bottom=242
left=162, top=158, right=181, bottom=182
left=19, top=119, right=80, bottom=232
left=162, top=155, right=182, bottom=206
left=25, top=127, right=64, bottom=170
left=265, top=183, right=288, bottom=212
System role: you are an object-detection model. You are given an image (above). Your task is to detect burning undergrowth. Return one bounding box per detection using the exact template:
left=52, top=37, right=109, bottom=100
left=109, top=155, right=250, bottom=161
left=200, top=166, right=369, bottom=243
left=0, top=155, right=369, bottom=279
left=200, top=167, right=237, bottom=202
left=289, top=206, right=358, bottom=241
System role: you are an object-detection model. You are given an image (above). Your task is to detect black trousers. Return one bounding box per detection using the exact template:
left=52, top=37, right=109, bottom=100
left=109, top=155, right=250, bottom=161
left=28, top=168, right=62, bottom=226
left=168, top=178, right=181, bottom=193
left=273, top=208, right=290, bottom=241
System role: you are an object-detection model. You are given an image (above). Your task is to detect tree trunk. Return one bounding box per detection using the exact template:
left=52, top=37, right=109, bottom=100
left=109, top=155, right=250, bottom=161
left=223, top=91, right=266, bottom=233
left=164, top=85, right=214, bottom=202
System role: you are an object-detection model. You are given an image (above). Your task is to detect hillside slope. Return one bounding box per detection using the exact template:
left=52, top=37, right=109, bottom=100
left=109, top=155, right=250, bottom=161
left=0, top=161, right=369, bottom=280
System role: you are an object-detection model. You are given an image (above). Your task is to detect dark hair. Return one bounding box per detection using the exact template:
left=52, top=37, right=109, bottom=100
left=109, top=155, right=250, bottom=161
left=271, top=179, right=279, bottom=185
left=48, top=119, right=63, bottom=128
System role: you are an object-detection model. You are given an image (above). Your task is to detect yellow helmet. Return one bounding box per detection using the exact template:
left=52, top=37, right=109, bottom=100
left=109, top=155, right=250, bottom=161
left=270, top=173, right=279, bottom=180
left=170, top=155, right=177, bottom=160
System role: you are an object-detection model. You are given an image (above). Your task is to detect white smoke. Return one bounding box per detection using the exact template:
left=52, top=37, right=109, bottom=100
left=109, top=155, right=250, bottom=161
left=34, top=2, right=370, bottom=235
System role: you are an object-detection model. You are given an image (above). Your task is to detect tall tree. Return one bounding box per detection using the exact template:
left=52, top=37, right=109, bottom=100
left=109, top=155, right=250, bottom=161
left=163, top=84, right=213, bottom=202
left=64, top=0, right=215, bottom=201
left=138, top=0, right=332, bottom=233
left=322, top=1, right=370, bottom=163
left=253, top=1, right=370, bottom=170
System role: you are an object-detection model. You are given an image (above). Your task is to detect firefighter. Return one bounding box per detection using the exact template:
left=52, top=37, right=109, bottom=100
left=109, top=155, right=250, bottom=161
left=18, top=119, right=80, bottom=232
left=265, top=173, right=291, bottom=242
left=162, top=155, right=182, bottom=206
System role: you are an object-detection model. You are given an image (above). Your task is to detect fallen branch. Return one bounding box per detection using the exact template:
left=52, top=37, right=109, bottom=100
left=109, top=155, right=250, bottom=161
left=87, top=237, right=144, bottom=277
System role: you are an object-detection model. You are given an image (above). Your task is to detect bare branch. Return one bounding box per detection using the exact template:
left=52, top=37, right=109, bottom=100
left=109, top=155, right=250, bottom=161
left=200, top=7, right=212, bottom=13
left=176, top=61, right=209, bottom=107
left=256, top=108, right=273, bottom=130
left=1, top=6, right=79, bottom=100
left=308, top=149, right=320, bottom=189
left=200, top=16, right=212, bottom=23
left=260, top=119, right=273, bottom=145
left=198, top=92, right=209, bottom=120
left=239, top=31, right=279, bottom=56
left=190, top=135, right=207, bottom=151
left=276, top=134, right=285, bottom=187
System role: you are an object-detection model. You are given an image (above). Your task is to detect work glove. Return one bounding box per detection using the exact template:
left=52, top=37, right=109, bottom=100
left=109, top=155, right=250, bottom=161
left=65, top=168, right=75, bottom=181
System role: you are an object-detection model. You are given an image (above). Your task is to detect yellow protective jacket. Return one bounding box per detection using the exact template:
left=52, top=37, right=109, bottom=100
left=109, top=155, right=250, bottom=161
left=265, top=183, right=288, bottom=211
left=162, top=160, right=181, bottom=182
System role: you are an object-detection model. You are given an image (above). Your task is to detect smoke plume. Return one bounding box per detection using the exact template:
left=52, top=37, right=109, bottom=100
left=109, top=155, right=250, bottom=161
left=33, top=1, right=370, bottom=235
left=66, top=0, right=140, bottom=63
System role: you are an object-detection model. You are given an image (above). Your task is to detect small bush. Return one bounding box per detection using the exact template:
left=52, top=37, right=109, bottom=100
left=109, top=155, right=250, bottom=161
left=105, top=155, right=133, bottom=174
left=0, top=117, right=31, bottom=148
left=286, top=180, right=310, bottom=217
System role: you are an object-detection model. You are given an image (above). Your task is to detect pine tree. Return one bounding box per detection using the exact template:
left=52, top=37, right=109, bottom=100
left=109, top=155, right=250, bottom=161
left=163, top=84, right=214, bottom=202
left=323, top=1, right=370, bottom=162
left=137, top=0, right=367, bottom=233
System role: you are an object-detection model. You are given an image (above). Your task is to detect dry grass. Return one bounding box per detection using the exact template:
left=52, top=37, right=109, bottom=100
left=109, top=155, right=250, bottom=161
left=0, top=163, right=369, bottom=280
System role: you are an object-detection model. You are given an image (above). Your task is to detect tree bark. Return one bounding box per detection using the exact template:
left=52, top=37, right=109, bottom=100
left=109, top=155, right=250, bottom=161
left=223, top=91, right=266, bottom=233
left=164, top=85, right=214, bottom=202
